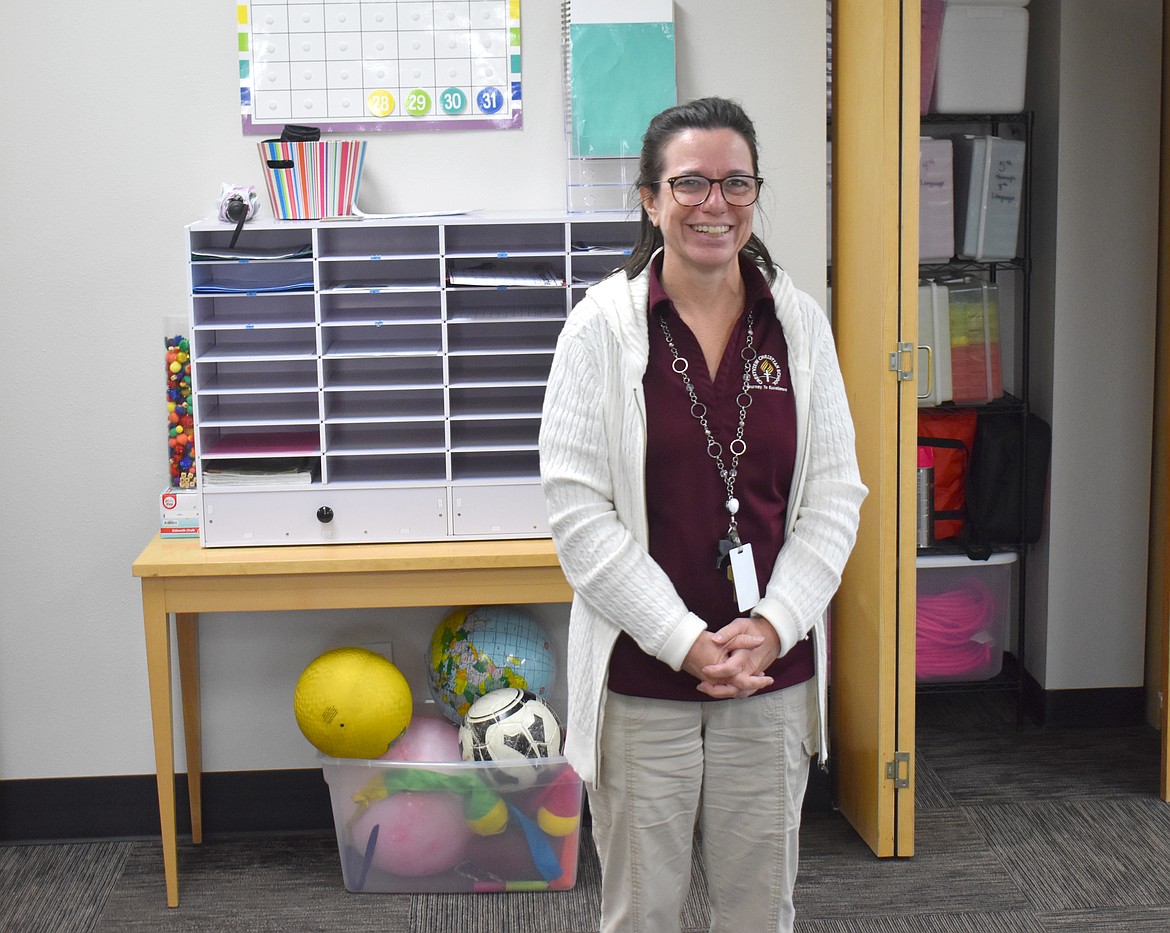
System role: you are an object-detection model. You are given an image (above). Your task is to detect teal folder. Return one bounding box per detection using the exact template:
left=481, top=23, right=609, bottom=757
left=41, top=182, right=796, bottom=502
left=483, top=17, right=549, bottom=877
left=568, top=2, right=677, bottom=158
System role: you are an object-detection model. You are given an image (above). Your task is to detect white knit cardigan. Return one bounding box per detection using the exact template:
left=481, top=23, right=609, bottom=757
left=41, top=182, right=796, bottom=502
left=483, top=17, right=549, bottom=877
left=539, top=261, right=867, bottom=787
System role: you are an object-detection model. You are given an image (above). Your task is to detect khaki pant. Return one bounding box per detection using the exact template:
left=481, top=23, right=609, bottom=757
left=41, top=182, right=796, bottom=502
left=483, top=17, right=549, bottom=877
left=588, top=680, right=816, bottom=933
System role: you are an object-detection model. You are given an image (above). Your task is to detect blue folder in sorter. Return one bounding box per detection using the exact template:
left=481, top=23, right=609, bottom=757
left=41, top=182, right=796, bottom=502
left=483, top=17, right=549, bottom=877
left=567, top=0, right=677, bottom=157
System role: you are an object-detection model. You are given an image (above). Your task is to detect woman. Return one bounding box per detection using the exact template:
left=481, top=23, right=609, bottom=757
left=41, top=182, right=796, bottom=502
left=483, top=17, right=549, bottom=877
left=539, top=97, right=866, bottom=932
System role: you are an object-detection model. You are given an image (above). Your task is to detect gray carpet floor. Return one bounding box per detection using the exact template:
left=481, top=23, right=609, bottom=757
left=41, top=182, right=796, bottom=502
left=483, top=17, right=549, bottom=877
left=4, top=691, right=1170, bottom=932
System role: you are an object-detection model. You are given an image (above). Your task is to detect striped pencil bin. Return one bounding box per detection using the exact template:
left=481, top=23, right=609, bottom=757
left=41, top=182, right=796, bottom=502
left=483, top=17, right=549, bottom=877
left=258, top=139, right=367, bottom=219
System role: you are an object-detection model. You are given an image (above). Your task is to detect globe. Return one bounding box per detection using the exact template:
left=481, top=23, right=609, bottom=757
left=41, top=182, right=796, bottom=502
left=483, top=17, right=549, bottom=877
left=427, top=606, right=557, bottom=723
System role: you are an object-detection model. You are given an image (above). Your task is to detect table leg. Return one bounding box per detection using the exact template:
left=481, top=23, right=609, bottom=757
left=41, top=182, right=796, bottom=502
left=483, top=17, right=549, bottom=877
left=176, top=613, right=203, bottom=845
left=142, top=579, right=180, bottom=908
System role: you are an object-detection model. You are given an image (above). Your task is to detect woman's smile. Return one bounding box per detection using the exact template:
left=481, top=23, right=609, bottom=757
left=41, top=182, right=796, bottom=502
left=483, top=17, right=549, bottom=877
left=690, top=223, right=732, bottom=236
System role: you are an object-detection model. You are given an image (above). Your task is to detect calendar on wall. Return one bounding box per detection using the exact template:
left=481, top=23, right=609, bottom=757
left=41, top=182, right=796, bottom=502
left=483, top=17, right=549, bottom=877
left=238, top=1, right=523, bottom=134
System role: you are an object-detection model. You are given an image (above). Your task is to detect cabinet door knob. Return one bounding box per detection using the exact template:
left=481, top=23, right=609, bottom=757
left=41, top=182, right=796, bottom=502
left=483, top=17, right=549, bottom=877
left=316, top=506, right=334, bottom=524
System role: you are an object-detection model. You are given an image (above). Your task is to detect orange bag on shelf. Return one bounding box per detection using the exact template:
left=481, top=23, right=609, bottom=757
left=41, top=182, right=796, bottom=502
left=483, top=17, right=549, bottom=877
left=917, top=410, right=977, bottom=541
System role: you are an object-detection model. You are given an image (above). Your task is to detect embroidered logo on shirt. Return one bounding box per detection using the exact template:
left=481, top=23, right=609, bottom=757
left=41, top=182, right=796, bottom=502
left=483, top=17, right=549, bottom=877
left=749, top=354, right=788, bottom=391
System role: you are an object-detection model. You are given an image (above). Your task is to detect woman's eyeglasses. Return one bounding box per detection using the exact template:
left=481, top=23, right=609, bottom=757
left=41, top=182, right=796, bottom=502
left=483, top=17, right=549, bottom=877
left=658, top=174, right=763, bottom=207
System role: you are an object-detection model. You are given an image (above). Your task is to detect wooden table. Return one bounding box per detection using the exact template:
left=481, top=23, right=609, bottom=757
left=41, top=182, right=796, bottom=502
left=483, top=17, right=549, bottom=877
left=132, top=534, right=572, bottom=907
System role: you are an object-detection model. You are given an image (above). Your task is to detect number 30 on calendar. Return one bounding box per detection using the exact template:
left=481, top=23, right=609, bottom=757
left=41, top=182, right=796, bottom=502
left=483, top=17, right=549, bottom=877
left=440, top=88, right=467, bottom=115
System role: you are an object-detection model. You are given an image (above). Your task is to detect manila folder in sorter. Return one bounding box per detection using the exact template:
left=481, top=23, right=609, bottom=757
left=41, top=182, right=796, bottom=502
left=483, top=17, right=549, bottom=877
left=568, top=0, right=677, bottom=157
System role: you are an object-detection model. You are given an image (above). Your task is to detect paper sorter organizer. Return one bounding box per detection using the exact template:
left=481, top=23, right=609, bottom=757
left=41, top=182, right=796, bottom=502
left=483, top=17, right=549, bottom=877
left=186, top=212, right=639, bottom=546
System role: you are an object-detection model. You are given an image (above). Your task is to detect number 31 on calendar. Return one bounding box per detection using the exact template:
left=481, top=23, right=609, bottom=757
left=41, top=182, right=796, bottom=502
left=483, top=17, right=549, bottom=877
left=476, top=87, right=504, bottom=115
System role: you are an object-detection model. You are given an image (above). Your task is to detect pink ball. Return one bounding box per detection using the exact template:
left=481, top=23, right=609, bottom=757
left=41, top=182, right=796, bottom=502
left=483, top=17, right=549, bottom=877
left=351, top=791, right=471, bottom=877
left=381, top=716, right=461, bottom=763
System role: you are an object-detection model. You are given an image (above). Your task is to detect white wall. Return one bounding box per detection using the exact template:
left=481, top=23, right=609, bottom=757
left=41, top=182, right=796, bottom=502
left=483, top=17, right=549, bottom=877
left=0, top=1, right=828, bottom=781
left=1024, top=0, right=1161, bottom=690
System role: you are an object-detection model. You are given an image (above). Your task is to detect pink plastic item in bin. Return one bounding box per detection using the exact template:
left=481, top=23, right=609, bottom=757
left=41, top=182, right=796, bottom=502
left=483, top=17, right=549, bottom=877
left=920, top=0, right=946, bottom=114
left=916, top=552, right=1015, bottom=682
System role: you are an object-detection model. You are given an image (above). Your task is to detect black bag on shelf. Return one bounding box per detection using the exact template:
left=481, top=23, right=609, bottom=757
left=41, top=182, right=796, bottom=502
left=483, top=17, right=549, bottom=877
left=964, top=411, right=1051, bottom=555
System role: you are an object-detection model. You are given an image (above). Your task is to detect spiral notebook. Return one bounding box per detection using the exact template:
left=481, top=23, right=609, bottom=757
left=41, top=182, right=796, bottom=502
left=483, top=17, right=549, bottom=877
left=563, top=0, right=676, bottom=211
left=564, top=0, right=676, bottom=157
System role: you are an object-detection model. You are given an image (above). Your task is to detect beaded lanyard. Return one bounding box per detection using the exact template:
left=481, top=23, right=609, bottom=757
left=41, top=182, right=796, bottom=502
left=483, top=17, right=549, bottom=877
left=657, top=310, right=756, bottom=570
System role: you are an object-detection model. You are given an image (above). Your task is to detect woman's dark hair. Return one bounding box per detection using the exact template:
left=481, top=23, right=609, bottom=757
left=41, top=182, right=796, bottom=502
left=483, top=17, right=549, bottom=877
left=621, top=96, right=778, bottom=284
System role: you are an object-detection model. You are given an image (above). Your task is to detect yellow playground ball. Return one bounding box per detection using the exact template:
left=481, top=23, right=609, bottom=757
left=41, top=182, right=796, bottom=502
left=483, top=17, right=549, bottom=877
left=293, top=647, right=412, bottom=759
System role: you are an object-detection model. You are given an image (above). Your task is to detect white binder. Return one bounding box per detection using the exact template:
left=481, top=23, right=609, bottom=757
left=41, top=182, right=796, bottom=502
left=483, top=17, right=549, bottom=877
left=919, top=138, right=955, bottom=263
left=953, top=135, right=1026, bottom=262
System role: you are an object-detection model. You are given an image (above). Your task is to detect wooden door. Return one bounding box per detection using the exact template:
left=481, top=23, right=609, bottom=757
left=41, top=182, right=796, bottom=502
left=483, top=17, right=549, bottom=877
left=828, top=0, right=919, bottom=856
left=1157, top=0, right=1170, bottom=803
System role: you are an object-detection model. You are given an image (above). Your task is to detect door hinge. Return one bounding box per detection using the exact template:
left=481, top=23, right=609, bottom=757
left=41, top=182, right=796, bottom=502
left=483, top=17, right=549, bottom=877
left=885, top=751, right=911, bottom=789
left=888, top=342, right=915, bottom=381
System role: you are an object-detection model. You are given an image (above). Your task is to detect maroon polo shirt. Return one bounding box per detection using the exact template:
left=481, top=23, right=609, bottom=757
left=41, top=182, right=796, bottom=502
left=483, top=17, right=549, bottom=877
left=608, top=255, right=814, bottom=700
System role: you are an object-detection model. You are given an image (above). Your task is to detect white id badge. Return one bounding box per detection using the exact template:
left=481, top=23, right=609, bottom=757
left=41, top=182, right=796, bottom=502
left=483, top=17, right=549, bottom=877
left=729, top=543, right=760, bottom=611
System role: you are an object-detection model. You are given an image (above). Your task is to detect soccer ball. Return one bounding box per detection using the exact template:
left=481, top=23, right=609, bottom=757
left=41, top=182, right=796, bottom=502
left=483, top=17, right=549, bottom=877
left=459, top=688, right=563, bottom=790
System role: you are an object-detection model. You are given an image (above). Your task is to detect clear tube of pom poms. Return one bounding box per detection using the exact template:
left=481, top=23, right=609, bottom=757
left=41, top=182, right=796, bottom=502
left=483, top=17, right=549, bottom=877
left=164, top=321, right=195, bottom=489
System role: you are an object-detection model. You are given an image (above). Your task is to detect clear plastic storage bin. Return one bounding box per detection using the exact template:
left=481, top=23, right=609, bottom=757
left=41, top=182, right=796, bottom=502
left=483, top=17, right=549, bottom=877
left=916, top=551, right=1017, bottom=682
left=945, top=277, right=1003, bottom=405
left=321, top=739, right=583, bottom=893
left=932, top=4, right=1030, bottom=114
left=917, top=281, right=954, bottom=407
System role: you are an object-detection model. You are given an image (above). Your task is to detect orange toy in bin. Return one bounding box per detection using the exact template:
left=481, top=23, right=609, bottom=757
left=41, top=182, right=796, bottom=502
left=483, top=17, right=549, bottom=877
left=535, top=766, right=582, bottom=837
